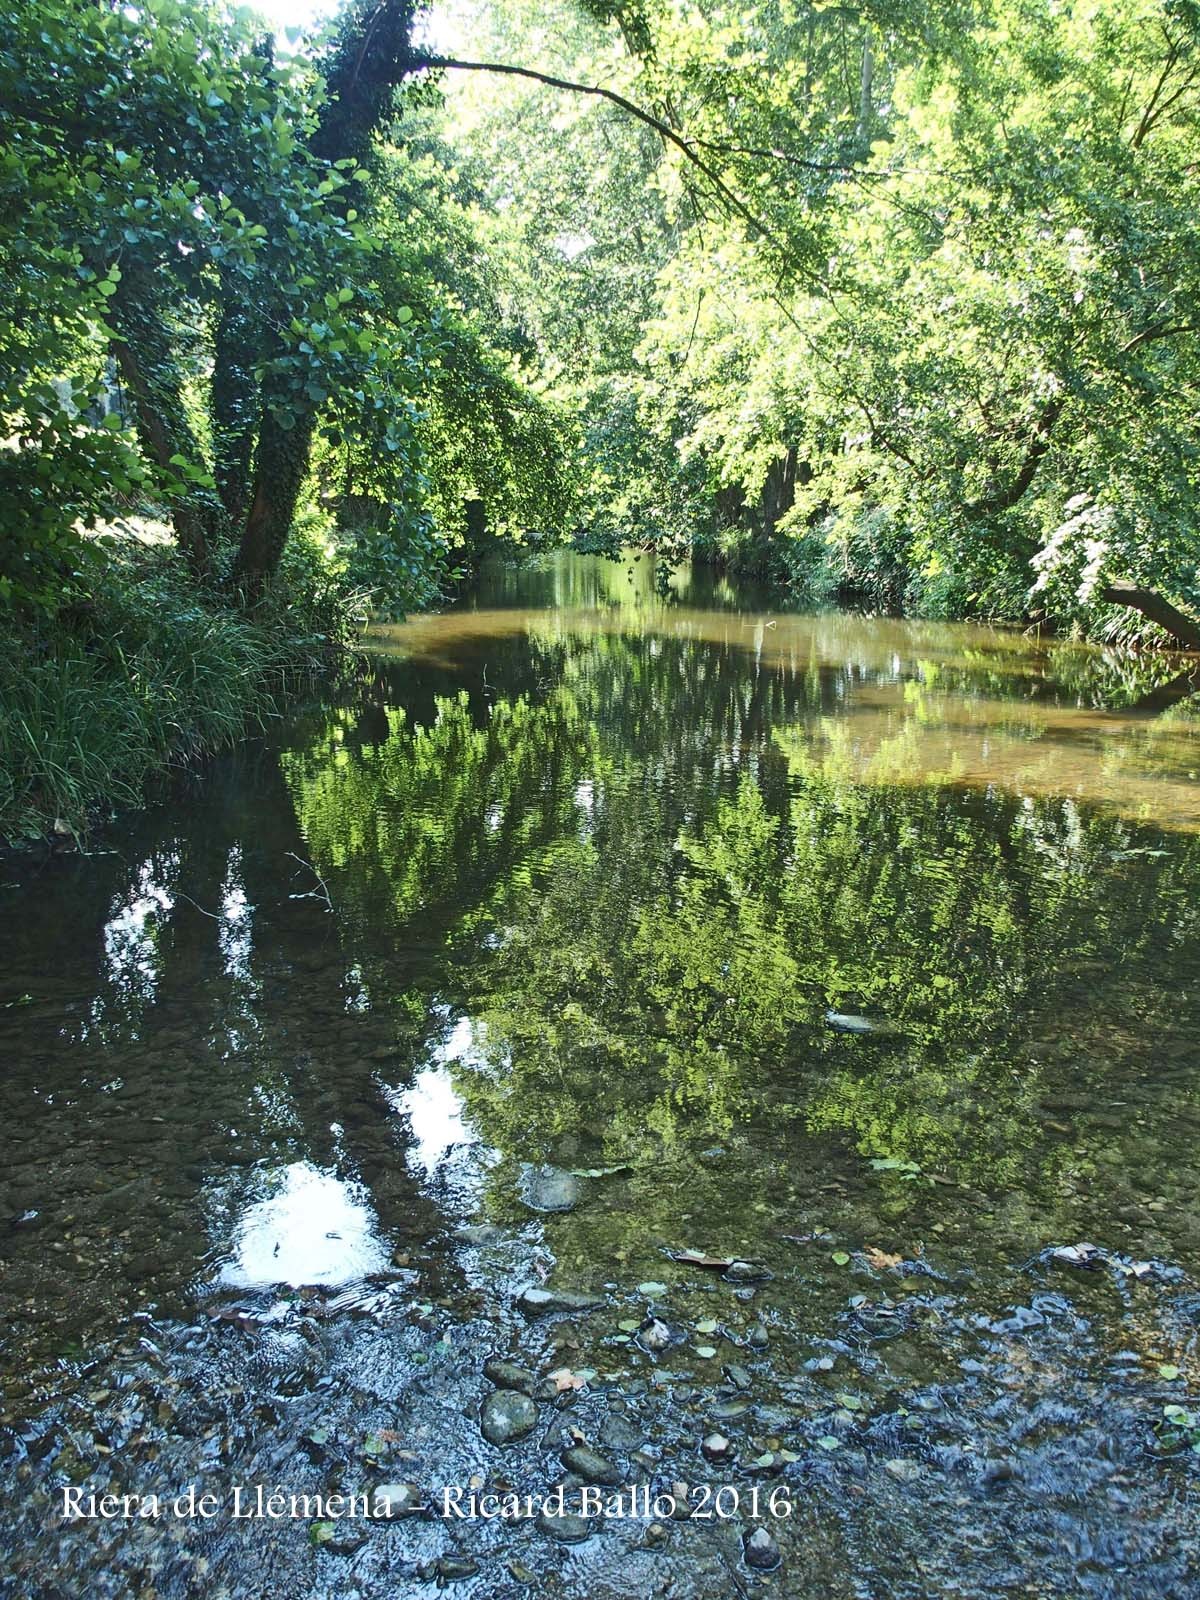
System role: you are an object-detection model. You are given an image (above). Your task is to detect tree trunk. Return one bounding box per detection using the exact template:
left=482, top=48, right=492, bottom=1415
left=759, top=446, right=799, bottom=537
left=111, top=272, right=222, bottom=574
left=1098, top=581, right=1200, bottom=651
left=231, top=0, right=418, bottom=592
left=232, top=405, right=319, bottom=597
left=211, top=275, right=261, bottom=528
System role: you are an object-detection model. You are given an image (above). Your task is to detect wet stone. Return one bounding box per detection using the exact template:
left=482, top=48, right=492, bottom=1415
left=744, top=1526, right=781, bottom=1570
left=371, top=1481, right=424, bottom=1518
left=639, top=1318, right=672, bottom=1353
left=520, top=1164, right=581, bottom=1213
left=434, top=1555, right=480, bottom=1581
left=599, top=1414, right=643, bottom=1450
left=320, top=1524, right=367, bottom=1554
left=481, top=1389, right=538, bottom=1446
left=537, top=1507, right=592, bottom=1543
left=483, top=1357, right=537, bottom=1396
left=725, top=1260, right=772, bottom=1283
left=712, top=1399, right=750, bottom=1421
left=702, top=1432, right=734, bottom=1462
left=562, top=1444, right=623, bottom=1485
left=724, top=1363, right=753, bottom=1389
left=884, top=1458, right=923, bottom=1483
left=454, top=1223, right=505, bottom=1246
left=518, top=1287, right=605, bottom=1317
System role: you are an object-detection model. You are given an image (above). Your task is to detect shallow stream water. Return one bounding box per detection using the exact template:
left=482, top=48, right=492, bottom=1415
left=2, top=552, right=1199, bottom=1598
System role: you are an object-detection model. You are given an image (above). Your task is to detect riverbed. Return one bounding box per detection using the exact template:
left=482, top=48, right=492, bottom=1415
left=2, top=552, right=1198, bottom=1597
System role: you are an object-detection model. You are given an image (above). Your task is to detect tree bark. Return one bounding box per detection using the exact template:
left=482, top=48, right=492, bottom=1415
left=231, top=0, right=418, bottom=592
left=111, top=271, right=222, bottom=574
left=1098, top=581, right=1200, bottom=651
left=967, top=396, right=1063, bottom=519
left=232, top=406, right=319, bottom=597
left=211, top=272, right=261, bottom=530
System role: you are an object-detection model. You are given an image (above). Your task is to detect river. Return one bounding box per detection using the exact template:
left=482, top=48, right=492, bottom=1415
left=2, top=551, right=1198, bottom=1597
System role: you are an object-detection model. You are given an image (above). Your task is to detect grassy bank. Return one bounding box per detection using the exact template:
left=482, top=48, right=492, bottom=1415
left=0, top=536, right=347, bottom=845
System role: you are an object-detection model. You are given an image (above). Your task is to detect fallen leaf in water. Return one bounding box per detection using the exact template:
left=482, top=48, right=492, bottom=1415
left=548, top=1368, right=588, bottom=1392
left=671, top=1250, right=736, bottom=1270
left=864, top=1247, right=904, bottom=1270
left=1159, top=1364, right=1181, bottom=1380
left=831, top=1251, right=851, bottom=1267
left=694, top=1318, right=719, bottom=1335
left=638, top=1281, right=668, bottom=1297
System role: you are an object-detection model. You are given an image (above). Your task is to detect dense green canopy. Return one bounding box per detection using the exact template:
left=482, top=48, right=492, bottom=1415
left=3, top=0, right=1199, bottom=639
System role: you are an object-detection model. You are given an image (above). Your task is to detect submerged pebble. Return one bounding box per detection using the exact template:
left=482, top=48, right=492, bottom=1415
left=561, top=1444, right=622, bottom=1485
left=744, top=1526, right=781, bottom=1570
left=519, top=1287, right=605, bottom=1317
left=483, top=1357, right=537, bottom=1396
left=481, top=1390, right=538, bottom=1446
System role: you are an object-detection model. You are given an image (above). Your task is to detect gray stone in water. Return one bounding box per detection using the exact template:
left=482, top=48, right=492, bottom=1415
left=520, top=1164, right=581, bottom=1213
left=370, top=1481, right=424, bottom=1518
left=744, top=1526, right=781, bottom=1570
left=481, top=1389, right=538, bottom=1446
left=639, top=1317, right=672, bottom=1353
left=454, top=1223, right=505, bottom=1246
left=321, top=1524, right=367, bottom=1554
left=483, top=1357, right=537, bottom=1396
left=702, top=1432, right=734, bottom=1462
left=518, top=1287, right=605, bottom=1317
left=711, top=1399, right=750, bottom=1421
left=747, top=1323, right=769, bottom=1349
left=537, top=1507, right=592, bottom=1543
left=884, top=1457, right=923, bottom=1483
left=434, top=1555, right=480, bottom=1581
left=724, top=1362, right=753, bottom=1389
left=725, top=1259, right=773, bottom=1283
left=562, top=1444, right=623, bottom=1486
left=599, top=1413, right=644, bottom=1450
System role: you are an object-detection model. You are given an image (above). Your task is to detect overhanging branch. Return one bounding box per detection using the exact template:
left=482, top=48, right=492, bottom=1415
left=413, top=54, right=812, bottom=278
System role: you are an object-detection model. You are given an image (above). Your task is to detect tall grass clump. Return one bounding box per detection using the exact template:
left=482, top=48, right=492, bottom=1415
left=0, top=535, right=347, bottom=843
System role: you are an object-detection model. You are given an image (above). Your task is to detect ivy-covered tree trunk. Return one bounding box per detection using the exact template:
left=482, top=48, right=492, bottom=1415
left=231, top=0, right=418, bottom=594
left=233, top=403, right=319, bottom=594
left=211, top=280, right=261, bottom=529
left=111, top=270, right=223, bottom=574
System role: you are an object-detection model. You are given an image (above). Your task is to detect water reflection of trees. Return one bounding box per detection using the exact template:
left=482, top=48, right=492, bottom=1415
left=284, top=628, right=1200, bottom=1234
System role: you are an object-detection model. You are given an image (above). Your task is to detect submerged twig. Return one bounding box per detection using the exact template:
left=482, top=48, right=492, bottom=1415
left=286, top=850, right=335, bottom=913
